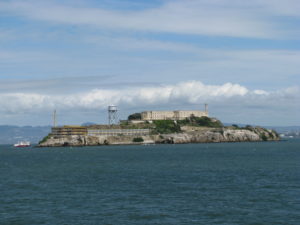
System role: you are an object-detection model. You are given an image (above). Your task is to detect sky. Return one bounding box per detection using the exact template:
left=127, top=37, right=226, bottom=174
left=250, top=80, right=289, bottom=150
left=0, top=0, right=299, bottom=126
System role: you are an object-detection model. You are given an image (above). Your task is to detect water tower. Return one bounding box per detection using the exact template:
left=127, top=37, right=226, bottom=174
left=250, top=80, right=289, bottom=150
left=108, top=105, right=118, bottom=125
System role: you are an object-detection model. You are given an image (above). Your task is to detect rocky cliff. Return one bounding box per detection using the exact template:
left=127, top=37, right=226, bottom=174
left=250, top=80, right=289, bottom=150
left=157, top=127, right=278, bottom=144
left=38, top=126, right=279, bottom=147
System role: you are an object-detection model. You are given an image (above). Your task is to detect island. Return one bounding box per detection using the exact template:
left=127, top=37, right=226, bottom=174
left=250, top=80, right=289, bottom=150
left=38, top=110, right=279, bottom=147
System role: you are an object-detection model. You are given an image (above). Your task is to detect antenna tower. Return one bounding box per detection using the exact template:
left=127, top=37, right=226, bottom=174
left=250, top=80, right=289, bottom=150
left=204, top=104, right=208, bottom=115
left=108, top=105, right=118, bottom=125
left=53, top=110, right=57, bottom=127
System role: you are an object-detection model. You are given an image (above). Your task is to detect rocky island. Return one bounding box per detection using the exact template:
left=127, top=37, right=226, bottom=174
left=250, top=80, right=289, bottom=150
left=38, top=113, right=279, bottom=147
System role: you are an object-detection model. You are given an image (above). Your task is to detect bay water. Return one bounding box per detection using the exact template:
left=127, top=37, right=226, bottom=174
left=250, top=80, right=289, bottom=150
left=1, top=140, right=299, bottom=224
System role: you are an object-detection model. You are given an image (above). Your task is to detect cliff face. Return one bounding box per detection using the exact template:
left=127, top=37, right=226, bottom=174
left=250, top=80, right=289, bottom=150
left=157, top=128, right=276, bottom=144
left=38, top=135, right=156, bottom=147
left=38, top=127, right=279, bottom=147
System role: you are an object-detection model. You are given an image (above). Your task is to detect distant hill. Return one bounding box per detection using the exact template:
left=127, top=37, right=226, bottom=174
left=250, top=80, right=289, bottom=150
left=266, top=126, right=300, bottom=138
left=265, top=126, right=300, bottom=133
left=81, top=122, right=97, bottom=126
left=0, top=125, right=51, bottom=145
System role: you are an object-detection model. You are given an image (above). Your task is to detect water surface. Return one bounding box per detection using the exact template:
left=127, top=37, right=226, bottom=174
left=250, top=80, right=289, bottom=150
left=1, top=140, right=299, bottom=224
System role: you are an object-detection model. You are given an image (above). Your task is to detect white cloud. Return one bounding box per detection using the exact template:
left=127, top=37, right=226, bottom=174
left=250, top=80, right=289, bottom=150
left=1, top=46, right=299, bottom=94
left=84, top=36, right=196, bottom=52
left=255, top=0, right=300, bottom=17
left=1, top=0, right=299, bottom=39
left=0, top=81, right=298, bottom=115
left=0, top=50, right=56, bottom=63
left=253, top=90, right=268, bottom=95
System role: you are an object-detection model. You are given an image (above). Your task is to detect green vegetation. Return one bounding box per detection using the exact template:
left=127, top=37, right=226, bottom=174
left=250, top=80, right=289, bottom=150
left=153, top=120, right=181, bottom=134
left=267, top=129, right=279, bottom=139
left=152, top=116, right=222, bottom=134
left=261, top=133, right=268, bottom=141
left=178, top=116, right=223, bottom=128
left=268, top=131, right=274, bottom=138
left=128, top=113, right=142, bottom=120
left=120, top=120, right=129, bottom=126
left=119, top=123, right=154, bottom=129
left=39, top=134, right=50, bottom=144
left=244, top=125, right=253, bottom=130
left=133, top=137, right=144, bottom=142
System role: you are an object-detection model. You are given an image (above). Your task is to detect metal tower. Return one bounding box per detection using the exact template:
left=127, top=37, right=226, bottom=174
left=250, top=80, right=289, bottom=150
left=53, top=109, right=57, bottom=127
left=204, top=104, right=208, bottom=114
left=108, top=105, right=118, bottom=125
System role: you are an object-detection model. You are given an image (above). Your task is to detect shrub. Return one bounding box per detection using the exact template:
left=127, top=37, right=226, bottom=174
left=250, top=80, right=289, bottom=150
left=195, top=117, right=223, bottom=127
left=39, top=134, right=50, bottom=144
left=180, top=116, right=223, bottom=127
left=244, top=125, right=254, bottom=131
left=261, top=133, right=268, bottom=141
left=177, top=117, right=191, bottom=126
left=133, top=137, right=144, bottom=142
left=128, top=113, right=142, bottom=120
left=268, top=132, right=274, bottom=138
left=153, top=120, right=181, bottom=134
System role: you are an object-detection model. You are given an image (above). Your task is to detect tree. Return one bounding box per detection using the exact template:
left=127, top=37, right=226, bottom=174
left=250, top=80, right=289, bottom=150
left=133, top=137, right=144, bottom=142
left=128, top=113, right=142, bottom=120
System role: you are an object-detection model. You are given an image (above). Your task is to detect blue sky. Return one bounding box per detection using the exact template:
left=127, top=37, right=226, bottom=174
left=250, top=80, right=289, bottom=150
left=0, top=0, right=299, bottom=126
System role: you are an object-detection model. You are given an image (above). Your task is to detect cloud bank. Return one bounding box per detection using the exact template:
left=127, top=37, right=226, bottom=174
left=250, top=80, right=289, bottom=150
left=0, top=1, right=299, bottom=125
left=1, top=0, right=299, bottom=39
left=0, top=81, right=298, bottom=114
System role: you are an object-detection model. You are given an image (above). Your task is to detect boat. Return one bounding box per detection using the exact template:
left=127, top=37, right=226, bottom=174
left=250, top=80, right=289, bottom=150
left=14, top=141, right=31, bottom=147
